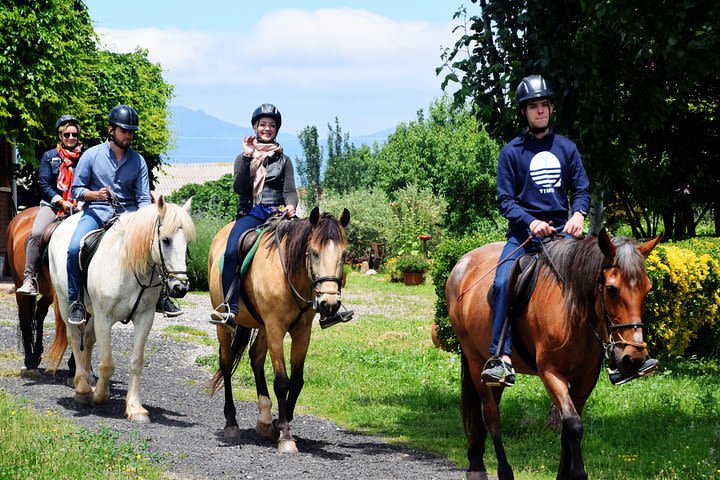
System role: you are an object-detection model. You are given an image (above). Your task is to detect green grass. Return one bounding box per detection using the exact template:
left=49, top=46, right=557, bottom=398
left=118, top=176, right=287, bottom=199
left=0, top=390, right=163, bottom=479
left=218, top=272, right=720, bottom=480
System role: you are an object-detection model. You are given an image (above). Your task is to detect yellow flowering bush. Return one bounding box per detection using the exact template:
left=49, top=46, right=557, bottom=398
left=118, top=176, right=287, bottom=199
left=645, top=242, right=720, bottom=356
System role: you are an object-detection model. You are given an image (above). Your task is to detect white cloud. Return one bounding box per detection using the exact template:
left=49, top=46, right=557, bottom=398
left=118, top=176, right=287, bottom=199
left=94, top=8, right=458, bottom=133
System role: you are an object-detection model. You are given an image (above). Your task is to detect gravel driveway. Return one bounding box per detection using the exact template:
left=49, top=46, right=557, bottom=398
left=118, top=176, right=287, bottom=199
left=0, top=288, right=466, bottom=480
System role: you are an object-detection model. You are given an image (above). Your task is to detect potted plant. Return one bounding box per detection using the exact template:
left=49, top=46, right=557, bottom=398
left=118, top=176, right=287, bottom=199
left=396, top=254, right=430, bottom=285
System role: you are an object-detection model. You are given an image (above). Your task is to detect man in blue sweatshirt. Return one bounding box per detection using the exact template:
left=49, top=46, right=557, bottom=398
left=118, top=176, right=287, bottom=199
left=480, top=75, right=590, bottom=387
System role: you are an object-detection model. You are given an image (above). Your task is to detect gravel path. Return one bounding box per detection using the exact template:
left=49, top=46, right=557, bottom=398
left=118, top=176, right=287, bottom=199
left=0, top=288, right=466, bottom=480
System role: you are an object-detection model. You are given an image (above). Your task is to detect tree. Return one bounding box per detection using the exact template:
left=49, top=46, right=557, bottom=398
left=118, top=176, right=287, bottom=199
left=0, top=0, right=96, bottom=162
left=296, top=125, right=322, bottom=209
left=439, top=0, right=720, bottom=238
left=0, top=1, right=174, bottom=202
left=323, top=117, right=370, bottom=194
left=365, top=96, right=500, bottom=235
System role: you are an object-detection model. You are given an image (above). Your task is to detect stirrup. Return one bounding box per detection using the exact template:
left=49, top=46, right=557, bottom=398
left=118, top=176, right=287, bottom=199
left=481, top=357, right=515, bottom=387
left=68, top=301, right=87, bottom=326
left=209, top=304, right=237, bottom=331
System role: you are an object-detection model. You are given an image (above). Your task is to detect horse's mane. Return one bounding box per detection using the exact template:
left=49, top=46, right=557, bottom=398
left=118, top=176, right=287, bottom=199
left=265, top=213, right=347, bottom=279
left=541, top=235, right=648, bottom=323
left=120, top=203, right=196, bottom=277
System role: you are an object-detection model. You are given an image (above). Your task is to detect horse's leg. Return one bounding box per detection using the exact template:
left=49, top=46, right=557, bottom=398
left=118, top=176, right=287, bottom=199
left=125, top=313, right=154, bottom=423
left=462, top=353, right=513, bottom=480
left=286, top=323, right=311, bottom=423
left=266, top=327, right=297, bottom=453
left=92, top=314, right=114, bottom=406
left=32, top=295, right=52, bottom=366
left=16, top=294, right=40, bottom=372
left=540, top=371, right=588, bottom=480
left=67, top=322, right=93, bottom=404
left=249, top=329, right=276, bottom=440
left=218, top=326, right=243, bottom=440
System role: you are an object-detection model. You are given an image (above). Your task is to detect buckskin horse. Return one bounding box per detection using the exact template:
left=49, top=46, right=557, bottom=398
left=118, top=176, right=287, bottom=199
left=446, top=229, right=659, bottom=480
left=5, top=206, right=74, bottom=377
left=208, top=207, right=349, bottom=452
left=45, top=197, right=195, bottom=422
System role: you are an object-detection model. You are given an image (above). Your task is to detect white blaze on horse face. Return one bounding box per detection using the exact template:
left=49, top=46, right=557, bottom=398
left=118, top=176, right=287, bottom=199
left=154, top=226, right=190, bottom=296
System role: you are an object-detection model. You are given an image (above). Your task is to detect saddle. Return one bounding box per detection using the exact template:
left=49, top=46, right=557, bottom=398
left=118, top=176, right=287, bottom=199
left=79, top=229, right=107, bottom=272
left=506, top=253, right=541, bottom=319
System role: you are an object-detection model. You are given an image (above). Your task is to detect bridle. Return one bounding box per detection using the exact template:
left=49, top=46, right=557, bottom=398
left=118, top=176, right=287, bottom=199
left=275, top=221, right=344, bottom=312
left=121, top=211, right=189, bottom=324
left=592, top=262, right=648, bottom=362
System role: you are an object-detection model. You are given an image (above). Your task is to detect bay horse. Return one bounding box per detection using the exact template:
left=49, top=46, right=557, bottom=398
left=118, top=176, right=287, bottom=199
left=208, top=206, right=349, bottom=452
left=446, top=229, right=659, bottom=480
left=45, top=196, right=195, bottom=422
left=5, top=206, right=72, bottom=376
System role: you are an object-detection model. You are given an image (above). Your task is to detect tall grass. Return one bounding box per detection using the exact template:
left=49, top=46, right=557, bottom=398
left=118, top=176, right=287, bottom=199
left=187, top=213, right=226, bottom=291
left=0, top=390, right=163, bottom=479
left=221, top=272, right=720, bottom=480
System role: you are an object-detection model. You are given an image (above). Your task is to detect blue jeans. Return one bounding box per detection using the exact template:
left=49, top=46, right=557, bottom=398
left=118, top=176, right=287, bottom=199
left=67, top=210, right=105, bottom=304
left=221, top=205, right=275, bottom=314
left=489, top=230, right=544, bottom=357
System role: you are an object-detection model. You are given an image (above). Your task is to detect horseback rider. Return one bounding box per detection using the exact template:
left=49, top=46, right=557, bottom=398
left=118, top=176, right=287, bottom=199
left=65, top=105, right=152, bottom=325
left=209, top=103, right=299, bottom=330
left=480, top=75, right=590, bottom=387
left=17, top=115, right=83, bottom=295
left=480, top=75, right=658, bottom=387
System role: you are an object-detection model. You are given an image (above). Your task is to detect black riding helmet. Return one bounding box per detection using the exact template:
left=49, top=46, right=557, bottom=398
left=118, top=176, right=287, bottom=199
left=108, top=105, right=139, bottom=131
left=55, top=114, right=79, bottom=131
left=515, top=75, right=554, bottom=107
left=251, top=104, right=282, bottom=130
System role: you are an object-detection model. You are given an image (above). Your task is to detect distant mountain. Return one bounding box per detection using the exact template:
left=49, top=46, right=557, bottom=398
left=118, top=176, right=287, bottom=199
left=166, top=105, right=392, bottom=164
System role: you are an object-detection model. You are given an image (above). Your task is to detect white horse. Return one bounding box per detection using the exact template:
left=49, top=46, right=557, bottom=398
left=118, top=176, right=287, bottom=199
left=46, top=196, right=195, bottom=423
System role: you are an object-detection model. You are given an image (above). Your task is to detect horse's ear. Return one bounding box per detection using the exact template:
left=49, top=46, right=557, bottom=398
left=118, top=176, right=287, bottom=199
left=181, top=196, right=192, bottom=212
left=598, top=228, right=616, bottom=261
left=340, top=208, right=350, bottom=228
left=310, top=206, right=320, bottom=227
left=157, top=195, right=167, bottom=217
left=638, top=235, right=661, bottom=259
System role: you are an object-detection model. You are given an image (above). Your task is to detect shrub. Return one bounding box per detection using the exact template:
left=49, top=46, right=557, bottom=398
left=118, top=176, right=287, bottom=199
left=645, top=240, right=720, bottom=357
left=386, top=184, right=447, bottom=257
left=187, top=213, right=227, bottom=291
left=395, top=254, right=430, bottom=273
left=431, top=231, right=504, bottom=352
left=167, top=174, right=236, bottom=223
left=321, top=188, right=393, bottom=263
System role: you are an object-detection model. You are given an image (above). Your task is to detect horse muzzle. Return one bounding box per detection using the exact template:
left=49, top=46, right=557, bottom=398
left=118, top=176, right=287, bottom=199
left=167, top=277, right=189, bottom=298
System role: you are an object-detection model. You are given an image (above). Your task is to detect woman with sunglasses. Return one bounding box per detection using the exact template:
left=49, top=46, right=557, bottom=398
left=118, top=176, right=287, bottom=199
left=17, top=115, right=83, bottom=295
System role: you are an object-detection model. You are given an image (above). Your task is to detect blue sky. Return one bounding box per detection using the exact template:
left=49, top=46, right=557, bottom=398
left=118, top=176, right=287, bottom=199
left=84, top=1, right=464, bottom=137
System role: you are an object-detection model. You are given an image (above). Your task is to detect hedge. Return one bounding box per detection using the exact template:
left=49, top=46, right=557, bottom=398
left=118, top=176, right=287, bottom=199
left=432, top=235, right=720, bottom=358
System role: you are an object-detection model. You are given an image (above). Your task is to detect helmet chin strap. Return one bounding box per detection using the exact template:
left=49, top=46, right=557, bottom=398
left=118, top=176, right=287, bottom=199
left=528, top=124, right=550, bottom=135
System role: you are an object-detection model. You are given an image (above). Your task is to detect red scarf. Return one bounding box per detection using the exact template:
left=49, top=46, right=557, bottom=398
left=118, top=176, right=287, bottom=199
left=56, top=143, right=82, bottom=208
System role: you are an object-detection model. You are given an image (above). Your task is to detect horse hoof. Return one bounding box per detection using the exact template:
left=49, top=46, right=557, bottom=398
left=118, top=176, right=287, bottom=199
left=20, top=367, right=41, bottom=378
left=278, top=438, right=298, bottom=453
left=74, top=391, right=93, bottom=405
left=128, top=412, right=151, bottom=424
left=466, top=471, right=489, bottom=480
left=256, top=421, right=279, bottom=441
left=224, top=425, right=241, bottom=441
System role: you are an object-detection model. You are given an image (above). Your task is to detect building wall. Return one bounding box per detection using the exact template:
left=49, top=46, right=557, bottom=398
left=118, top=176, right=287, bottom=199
left=0, top=140, right=12, bottom=276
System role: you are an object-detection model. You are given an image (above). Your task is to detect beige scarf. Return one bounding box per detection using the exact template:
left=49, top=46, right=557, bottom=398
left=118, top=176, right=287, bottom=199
left=249, top=141, right=283, bottom=203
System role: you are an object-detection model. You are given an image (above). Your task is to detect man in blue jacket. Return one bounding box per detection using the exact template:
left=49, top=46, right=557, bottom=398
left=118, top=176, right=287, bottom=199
left=480, top=75, right=591, bottom=387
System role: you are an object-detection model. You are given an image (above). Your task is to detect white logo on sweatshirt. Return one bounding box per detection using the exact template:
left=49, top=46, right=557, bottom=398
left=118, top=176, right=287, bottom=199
left=530, top=151, right=561, bottom=193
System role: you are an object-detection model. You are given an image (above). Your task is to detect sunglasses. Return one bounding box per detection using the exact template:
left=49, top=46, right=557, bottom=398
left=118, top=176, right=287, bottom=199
left=63, top=132, right=78, bottom=138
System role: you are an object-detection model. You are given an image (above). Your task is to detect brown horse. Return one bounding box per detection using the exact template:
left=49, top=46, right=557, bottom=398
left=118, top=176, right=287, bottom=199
left=208, top=207, right=349, bottom=452
left=446, top=229, right=659, bottom=480
left=5, top=206, right=72, bottom=376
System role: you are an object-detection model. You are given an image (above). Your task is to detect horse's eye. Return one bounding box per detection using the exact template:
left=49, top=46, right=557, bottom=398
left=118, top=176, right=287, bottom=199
left=606, top=285, right=619, bottom=297
left=162, top=237, right=171, bottom=245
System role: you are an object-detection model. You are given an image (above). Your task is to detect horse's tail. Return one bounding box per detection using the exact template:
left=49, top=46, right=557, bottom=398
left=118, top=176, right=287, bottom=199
left=209, top=326, right=253, bottom=394
left=45, top=294, right=67, bottom=373
left=460, top=350, right=483, bottom=447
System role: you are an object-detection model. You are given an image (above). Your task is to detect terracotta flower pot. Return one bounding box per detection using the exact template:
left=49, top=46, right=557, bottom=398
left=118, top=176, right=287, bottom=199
left=402, top=271, right=424, bottom=286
